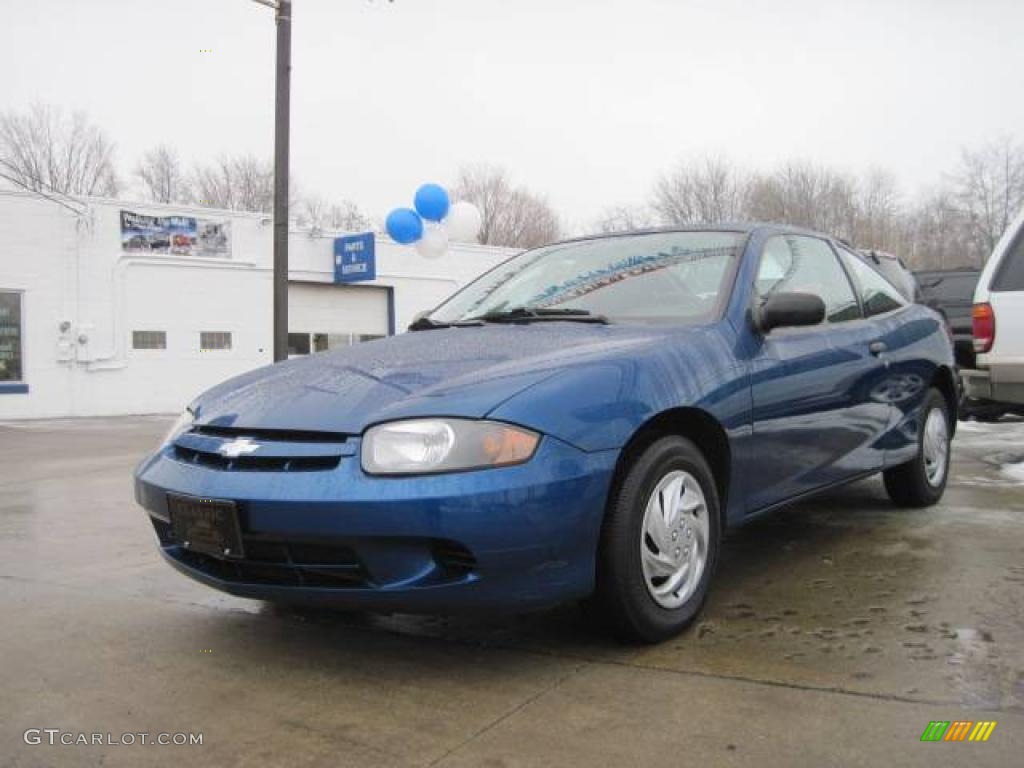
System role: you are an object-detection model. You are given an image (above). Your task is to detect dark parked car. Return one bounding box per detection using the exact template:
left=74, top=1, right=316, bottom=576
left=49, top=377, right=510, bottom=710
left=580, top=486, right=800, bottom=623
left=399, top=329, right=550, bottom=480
left=914, top=268, right=980, bottom=369
left=135, top=225, right=958, bottom=642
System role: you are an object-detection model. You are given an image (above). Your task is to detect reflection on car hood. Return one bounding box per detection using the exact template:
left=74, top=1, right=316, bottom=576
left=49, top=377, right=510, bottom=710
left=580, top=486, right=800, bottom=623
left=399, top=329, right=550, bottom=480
left=192, top=324, right=674, bottom=434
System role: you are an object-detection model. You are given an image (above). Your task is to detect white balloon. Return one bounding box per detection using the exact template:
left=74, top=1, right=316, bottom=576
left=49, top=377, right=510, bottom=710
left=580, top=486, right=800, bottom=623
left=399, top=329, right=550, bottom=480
left=445, top=201, right=482, bottom=243
left=416, top=224, right=448, bottom=259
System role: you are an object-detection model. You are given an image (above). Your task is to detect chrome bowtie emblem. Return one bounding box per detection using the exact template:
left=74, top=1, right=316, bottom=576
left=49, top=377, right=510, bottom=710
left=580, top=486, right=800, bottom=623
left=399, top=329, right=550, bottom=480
left=219, top=437, right=259, bottom=458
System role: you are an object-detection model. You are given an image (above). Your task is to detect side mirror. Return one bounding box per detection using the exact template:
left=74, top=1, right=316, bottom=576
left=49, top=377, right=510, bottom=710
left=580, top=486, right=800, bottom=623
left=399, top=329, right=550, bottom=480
left=753, top=292, right=826, bottom=333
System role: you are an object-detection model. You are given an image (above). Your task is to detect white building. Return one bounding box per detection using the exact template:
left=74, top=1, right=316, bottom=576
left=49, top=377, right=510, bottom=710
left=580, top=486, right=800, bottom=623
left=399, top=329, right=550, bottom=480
left=0, top=190, right=514, bottom=419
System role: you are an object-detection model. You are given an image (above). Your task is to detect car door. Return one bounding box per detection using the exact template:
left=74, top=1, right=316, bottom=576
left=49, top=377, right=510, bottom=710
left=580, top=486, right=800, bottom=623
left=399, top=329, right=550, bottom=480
left=835, top=245, right=923, bottom=464
left=744, top=235, right=890, bottom=513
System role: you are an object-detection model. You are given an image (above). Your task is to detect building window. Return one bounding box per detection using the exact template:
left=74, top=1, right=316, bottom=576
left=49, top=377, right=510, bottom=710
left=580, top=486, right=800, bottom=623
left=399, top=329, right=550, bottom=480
left=132, top=330, right=167, bottom=350
left=327, top=333, right=351, bottom=349
left=287, top=332, right=311, bottom=356
left=200, top=331, right=232, bottom=351
left=0, top=291, right=24, bottom=384
left=287, top=332, right=385, bottom=355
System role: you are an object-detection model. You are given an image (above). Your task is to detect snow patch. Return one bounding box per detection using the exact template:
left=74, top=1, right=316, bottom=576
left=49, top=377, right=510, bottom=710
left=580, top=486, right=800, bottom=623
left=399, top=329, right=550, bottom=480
left=1000, top=462, right=1024, bottom=485
left=956, top=420, right=1001, bottom=433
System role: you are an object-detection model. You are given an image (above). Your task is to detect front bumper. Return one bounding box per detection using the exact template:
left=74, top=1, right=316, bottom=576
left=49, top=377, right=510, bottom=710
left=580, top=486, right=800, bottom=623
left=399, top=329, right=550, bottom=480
left=134, top=435, right=618, bottom=612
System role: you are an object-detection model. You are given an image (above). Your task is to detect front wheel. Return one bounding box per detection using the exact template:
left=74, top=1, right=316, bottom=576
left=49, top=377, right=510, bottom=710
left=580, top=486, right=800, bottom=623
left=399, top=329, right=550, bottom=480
left=595, top=436, right=721, bottom=643
left=883, top=388, right=951, bottom=507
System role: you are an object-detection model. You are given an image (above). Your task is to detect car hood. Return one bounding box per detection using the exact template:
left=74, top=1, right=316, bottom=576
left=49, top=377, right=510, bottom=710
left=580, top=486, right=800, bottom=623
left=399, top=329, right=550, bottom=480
left=191, top=323, right=674, bottom=435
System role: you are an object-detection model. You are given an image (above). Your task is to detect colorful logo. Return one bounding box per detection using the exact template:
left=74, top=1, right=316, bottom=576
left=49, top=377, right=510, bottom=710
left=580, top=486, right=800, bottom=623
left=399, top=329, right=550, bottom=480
left=920, top=721, right=997, bottom=742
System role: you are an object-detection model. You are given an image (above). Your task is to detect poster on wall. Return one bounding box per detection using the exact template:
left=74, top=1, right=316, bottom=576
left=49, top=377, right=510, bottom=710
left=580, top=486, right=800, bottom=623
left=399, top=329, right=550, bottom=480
left=120, top=210, right=231, bottom=258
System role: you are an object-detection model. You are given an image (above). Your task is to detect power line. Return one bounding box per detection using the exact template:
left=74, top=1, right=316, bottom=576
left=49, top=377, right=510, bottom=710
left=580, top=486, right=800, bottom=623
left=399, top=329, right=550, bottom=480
left=0, top=167, right=89, bottom=217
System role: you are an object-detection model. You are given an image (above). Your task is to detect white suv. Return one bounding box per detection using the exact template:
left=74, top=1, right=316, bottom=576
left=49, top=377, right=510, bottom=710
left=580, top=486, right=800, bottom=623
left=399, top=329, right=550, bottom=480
left=963, top=206, right=1024, bottom=413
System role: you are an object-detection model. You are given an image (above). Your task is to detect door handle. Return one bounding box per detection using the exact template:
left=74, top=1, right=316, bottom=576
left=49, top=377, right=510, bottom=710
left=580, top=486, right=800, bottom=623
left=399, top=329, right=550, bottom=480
left=868, top=340, right=888, bottom=356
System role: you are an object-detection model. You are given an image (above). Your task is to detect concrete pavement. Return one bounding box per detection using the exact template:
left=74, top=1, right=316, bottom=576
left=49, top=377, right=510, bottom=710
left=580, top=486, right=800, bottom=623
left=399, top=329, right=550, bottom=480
left=1, top=415, right=1021, bottom=767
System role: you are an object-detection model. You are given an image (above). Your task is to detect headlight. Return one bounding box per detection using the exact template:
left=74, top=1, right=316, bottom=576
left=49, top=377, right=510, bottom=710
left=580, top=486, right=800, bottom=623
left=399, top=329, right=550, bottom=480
left=161, top=408, right=195, bottom=446
left=362, top=418, right=539, bottom=475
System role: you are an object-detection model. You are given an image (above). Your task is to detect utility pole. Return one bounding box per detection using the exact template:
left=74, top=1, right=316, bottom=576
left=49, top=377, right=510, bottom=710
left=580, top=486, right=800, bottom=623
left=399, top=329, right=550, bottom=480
left=253, top=0, right=292, bottom=362
left=273, top=0, right=292, bottom=362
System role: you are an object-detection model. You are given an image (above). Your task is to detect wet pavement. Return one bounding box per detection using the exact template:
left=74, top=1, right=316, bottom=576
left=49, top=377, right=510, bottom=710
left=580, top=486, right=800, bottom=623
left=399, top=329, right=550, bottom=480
left=1, top=415, right=1022, bottom=767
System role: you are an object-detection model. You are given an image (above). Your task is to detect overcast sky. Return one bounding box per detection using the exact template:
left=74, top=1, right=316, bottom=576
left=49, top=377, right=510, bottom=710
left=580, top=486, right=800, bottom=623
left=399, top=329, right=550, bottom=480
left=3, top=0, right=1022, bottom=231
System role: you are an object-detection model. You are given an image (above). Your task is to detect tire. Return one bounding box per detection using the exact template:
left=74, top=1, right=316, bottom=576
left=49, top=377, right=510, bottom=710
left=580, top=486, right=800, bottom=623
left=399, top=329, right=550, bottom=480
left=595, top=435, right=721, bottom=643
left=883, top=388, right=951, bottom=508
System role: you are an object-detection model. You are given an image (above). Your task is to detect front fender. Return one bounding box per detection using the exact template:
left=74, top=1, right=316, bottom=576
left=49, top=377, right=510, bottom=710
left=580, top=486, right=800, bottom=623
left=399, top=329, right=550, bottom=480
left=488, top=323, right=750, bottom=452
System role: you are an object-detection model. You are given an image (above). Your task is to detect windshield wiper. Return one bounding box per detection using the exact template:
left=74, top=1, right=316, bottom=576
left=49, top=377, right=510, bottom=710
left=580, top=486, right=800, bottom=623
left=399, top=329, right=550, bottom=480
left=408, top=316, right=483, bottom=331
left=408, top=316, right=447, bottom=331
left=466, top=307, right=609, bottom=324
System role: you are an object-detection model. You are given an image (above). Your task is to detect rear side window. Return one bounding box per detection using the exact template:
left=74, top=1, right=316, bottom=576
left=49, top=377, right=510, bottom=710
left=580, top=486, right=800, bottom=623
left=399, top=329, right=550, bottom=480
left=992, top=230, right=1024, bottom=291
left=838, top=248, right=908, bottom=317
left=756, top=236, right=861, bottom=323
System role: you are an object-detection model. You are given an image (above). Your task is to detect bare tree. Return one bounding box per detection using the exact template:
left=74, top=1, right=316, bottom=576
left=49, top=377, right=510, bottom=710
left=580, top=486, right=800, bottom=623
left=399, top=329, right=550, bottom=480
left=191, top=154, right=280, bottom=212
left=631, top=139, right=1024, bottom=270
left=452, top=164, right=561, bottom=248
left=499, top=188, right=562, bottom=249
left=452, top=164, right=510, bottom=245
left=651, top=157, right=749, bottom=225
left=135, top=144, right=188, bottom=203
left=851, top=169, right=901, bottom=250
left=746, top=161, right=860, bottom=237
left=0, top=104, right=118, bottom=196
left=897, top=191, right=978, bottom=270
left=949, top=137, right=1024, bottom=259
left=297, top=195, right=372, bottom=231
left=592, top=204, right=654, bottom=234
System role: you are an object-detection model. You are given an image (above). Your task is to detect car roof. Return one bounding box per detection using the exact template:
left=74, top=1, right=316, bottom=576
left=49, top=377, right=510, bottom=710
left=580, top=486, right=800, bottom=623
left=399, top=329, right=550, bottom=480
left=553, top=222, right=839, bottom=248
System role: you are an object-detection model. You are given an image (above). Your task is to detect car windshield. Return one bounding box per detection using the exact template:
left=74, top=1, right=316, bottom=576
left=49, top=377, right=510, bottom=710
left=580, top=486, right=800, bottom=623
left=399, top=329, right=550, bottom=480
left=428, top=231, right=743, bottom=325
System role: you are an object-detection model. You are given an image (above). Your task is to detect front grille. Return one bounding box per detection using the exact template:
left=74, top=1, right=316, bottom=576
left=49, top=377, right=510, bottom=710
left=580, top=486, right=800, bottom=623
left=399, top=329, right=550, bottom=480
left=174, top=548, right=369, bottom=587
left=191, top=425, right=349, bottom=443
left=173, top=445, right=340, bottom=472
left=164, top=532, right=369, bottom=589
left=151, top=519, right=478, bottom=590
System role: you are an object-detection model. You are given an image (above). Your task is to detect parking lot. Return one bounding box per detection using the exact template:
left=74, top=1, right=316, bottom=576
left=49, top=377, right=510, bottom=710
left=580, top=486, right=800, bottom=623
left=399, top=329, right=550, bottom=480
left=1, top=415, right=1022, bottom=767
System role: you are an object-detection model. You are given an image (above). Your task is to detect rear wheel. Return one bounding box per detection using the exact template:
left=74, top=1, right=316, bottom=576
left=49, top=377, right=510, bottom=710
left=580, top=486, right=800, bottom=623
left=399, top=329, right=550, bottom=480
left=595, top=436, right=721, bottom=643
left=883, top=388, right=951, bottom=507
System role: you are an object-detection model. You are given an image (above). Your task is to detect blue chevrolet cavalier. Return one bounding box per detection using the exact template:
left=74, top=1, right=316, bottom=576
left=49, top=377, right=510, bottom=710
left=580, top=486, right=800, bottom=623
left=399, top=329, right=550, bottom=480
left=135, top=225, right=957, bottom=641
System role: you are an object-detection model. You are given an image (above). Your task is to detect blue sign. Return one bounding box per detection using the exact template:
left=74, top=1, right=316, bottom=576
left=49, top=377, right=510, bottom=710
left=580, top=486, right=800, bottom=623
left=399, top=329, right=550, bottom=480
left=333, top=233, right=376, bottom=283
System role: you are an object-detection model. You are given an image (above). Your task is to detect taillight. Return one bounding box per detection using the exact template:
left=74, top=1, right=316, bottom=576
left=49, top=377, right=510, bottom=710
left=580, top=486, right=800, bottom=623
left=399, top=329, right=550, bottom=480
left=972, top=302, right=995, bottom=353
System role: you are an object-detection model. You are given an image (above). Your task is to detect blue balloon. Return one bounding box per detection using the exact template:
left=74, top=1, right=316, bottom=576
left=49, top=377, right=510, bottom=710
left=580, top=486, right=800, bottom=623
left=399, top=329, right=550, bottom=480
left=386, top=208, right=423, bottom=244
left=414, top=183, right=450, bottom=222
